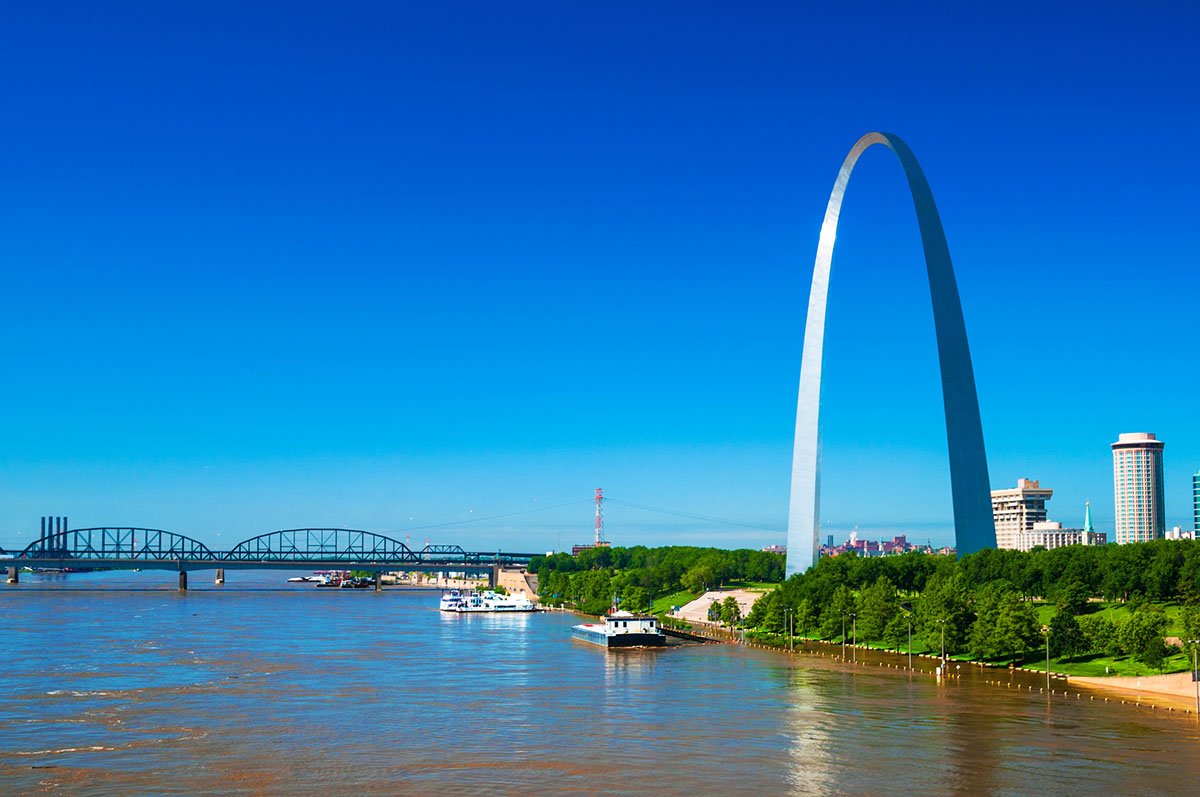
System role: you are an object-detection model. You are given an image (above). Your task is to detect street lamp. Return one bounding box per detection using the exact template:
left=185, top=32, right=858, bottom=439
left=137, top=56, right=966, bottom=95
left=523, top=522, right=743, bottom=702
left=899, top=601, right=914, bottom=671
left=841, top=612, right=847, bottom=661
left=849, top=612, right=858, bottom=663
left=1189, top=639, right=1200, bottom=716
left=784, top=608, right=794, bottom=653
left=936, top=618, right=948, bottom=670
left=1042, top=625, right=1052, bottom=692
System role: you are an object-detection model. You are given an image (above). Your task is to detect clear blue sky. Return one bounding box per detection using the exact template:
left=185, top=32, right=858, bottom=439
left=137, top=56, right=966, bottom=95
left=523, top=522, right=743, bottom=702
left=2, top=2, right=1198, bottom=552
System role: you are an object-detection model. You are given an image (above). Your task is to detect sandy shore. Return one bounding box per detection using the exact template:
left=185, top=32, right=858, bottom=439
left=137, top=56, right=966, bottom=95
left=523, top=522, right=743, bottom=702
left=1072, top=672, right=1200, bottom=711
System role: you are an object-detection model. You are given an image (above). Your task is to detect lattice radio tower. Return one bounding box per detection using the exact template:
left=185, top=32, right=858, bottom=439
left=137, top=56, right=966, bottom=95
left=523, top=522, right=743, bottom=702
left=594, top=487, right=606, bottom=545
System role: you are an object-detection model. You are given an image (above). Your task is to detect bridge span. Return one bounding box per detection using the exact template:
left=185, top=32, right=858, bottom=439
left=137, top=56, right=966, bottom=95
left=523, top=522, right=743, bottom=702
left=4, top=527, right=539, bottom=590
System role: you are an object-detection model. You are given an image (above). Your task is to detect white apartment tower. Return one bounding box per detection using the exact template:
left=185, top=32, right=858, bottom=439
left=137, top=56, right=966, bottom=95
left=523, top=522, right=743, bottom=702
left=991, top=478, right=1053, bottom=550
left=1112, top=432, right=1165, bottom=544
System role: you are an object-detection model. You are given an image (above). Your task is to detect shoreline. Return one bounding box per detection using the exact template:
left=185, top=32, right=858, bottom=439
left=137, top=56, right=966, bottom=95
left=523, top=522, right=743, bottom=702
left=683, top=624, right=1200, bottom=718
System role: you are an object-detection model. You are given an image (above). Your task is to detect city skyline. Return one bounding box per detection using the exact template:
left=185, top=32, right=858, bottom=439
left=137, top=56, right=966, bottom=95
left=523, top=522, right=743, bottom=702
left=3, top=4, right=1200, bottom=552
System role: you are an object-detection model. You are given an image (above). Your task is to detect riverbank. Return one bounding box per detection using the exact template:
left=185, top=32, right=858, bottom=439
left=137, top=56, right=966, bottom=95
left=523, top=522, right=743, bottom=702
left=683, top=623, right=1200, bottom=719
left=1072, top=672, right=1200, bottom=711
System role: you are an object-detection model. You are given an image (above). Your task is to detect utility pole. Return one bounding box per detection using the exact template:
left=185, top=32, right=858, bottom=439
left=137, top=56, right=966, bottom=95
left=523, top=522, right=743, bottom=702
left=1043, top=625, right=1052, bottom=692
left=900, top=601, right=913, bottom=671
left=1189, top=640, right=1199, bottom=716
left=939, top=618, right=946, bottom=665
left=850, top=612, right=858, bottom=663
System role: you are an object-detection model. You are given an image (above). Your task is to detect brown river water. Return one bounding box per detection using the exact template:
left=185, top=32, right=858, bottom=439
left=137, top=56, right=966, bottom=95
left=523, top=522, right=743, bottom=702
left=3, top=570, right=1200, bottom=795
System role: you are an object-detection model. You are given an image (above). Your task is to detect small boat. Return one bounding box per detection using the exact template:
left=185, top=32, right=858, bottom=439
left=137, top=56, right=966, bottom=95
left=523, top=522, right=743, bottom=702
left=338, top=576, right=373, bottom=589
left=572, top=611, right=666, bottom=648
left=439, top=589, right=465, bottom=611
left=287, top=575, right=324, bottom=583
left=442, top=589, right=537, bottom=613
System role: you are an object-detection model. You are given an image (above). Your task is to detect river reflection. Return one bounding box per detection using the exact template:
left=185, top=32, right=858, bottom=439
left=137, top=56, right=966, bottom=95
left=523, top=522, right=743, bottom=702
left=3, top=571, right=1200, bottom=795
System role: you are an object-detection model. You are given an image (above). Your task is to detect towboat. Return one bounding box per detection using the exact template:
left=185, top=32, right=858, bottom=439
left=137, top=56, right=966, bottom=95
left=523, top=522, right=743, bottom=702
left=572, top=611, right=666, bottom=648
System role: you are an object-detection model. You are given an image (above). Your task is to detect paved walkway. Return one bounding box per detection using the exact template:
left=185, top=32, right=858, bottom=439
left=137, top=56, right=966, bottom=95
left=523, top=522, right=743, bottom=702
left=671, top=589, right=762, bottom=623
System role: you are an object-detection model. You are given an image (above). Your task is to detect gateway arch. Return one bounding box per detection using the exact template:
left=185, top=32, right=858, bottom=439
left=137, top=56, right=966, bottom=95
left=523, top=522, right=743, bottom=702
left=786, top=132, right=993, bottom=576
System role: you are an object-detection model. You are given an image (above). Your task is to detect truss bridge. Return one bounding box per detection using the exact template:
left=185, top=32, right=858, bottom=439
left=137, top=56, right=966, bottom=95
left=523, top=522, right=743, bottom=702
left=5, top=526, right=538, bottom=590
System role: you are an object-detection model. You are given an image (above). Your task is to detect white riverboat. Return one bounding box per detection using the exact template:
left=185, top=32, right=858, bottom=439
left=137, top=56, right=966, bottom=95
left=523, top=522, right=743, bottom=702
left=572, top=611, right=666, bottom=648
left=440, top=589, right=537, bottom=613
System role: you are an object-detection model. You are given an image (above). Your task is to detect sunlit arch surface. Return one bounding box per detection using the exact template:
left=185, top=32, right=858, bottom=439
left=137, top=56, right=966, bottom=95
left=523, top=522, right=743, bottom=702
left=786, top=132, right=993, bottom=576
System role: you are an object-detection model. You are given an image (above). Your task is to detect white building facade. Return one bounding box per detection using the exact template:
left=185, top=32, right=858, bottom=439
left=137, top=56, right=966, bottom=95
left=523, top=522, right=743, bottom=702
left=991, top=478, right=1054, bottom=550
left=1112, top=432, right=1166, bottom=544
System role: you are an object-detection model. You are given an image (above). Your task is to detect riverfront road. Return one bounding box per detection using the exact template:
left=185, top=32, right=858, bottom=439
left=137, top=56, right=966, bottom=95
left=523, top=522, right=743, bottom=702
left=4, top=527, right=537, bottom=589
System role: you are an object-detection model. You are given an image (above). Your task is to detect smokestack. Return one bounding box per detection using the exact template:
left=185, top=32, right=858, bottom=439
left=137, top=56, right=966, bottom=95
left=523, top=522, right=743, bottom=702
left=41, top=516, right=46, bottom=551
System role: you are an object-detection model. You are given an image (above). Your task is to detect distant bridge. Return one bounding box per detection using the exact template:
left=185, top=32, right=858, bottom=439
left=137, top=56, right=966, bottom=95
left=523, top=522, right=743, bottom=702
left=5, top=527, right=538, bottom=590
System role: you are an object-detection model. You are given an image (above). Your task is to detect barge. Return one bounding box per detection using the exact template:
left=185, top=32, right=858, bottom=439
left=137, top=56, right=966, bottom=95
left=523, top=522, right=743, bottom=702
left=572, top=611, right=666, bottom=648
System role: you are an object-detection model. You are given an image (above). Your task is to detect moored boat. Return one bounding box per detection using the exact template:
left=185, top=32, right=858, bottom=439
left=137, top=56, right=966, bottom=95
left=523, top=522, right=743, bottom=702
left=572, top=611, right=666, bottom=648
left=441, top=589, right=537, bottom=613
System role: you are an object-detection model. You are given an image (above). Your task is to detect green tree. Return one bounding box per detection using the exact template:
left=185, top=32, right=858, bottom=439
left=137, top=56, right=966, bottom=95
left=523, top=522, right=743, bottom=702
left=1120, top=608, right=1168, bottom=660
left=995, top=591, right=1042, bottom=661
left=621, top=586, right=651, bottom=613
left=795, top=598, right=817, bottom=638
left=1054, top=581, right=1090, bottom=616
left=1180, top=605, right=1200, bottom=657
left=1048, top=610, right=1087, bottom=661
left=820, top=585, right=857, bottom=640
left=720, top=596, right=742, bottom=627
left=1078, top=614, right=1120, bottom=657
left=968, top=585, right=1005, bottom=659
left=857, top=576, right=898, bottom=641
left=916, top=574, right=972, bottom=655
left=883, top=613, right=909, bottom=652
left=707, top=599, right=721, bottom=622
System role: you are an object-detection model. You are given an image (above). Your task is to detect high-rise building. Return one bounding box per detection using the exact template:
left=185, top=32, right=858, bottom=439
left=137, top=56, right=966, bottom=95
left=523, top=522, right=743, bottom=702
left=1194, top=470, right=1199, bottom=533
left=1112, top=432, right=1165, bottom=544
left=991, top=478, right=1053, bottom=550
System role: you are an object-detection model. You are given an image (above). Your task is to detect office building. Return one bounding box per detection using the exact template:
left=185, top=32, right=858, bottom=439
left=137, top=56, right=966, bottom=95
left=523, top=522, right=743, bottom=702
left=1013, top=501, right=1107, bottom=551
left=991, top=478, right=1053, bottom=550
left=1112, top=432, right=1166, bottom=544
left=1194, top=470, right=1199, bottom=534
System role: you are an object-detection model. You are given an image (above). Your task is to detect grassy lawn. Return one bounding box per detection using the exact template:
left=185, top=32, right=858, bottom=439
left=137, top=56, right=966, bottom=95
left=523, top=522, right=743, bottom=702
left=1034, top=600, right=1187, bottom=636
left=652, top=589, right=699, bottom=615
left=1021, top=650, right=1192, bottom=677
left=725, top=580, right=781, bottom=591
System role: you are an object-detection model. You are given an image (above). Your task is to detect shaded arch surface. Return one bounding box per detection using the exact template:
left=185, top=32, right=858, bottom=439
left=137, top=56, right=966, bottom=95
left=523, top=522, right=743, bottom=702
left=786, top=132, right=992, bottom=575
left=224, top=528, right=419, bottom=562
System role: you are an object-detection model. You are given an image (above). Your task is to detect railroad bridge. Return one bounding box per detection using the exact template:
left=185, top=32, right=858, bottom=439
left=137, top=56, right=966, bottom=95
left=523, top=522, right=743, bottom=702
left=4, top=524, right=538, bottom=590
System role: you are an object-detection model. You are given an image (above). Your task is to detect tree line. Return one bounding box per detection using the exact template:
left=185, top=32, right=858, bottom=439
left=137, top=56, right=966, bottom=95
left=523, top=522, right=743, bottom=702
left=744, top=540, right=1200, bottom=669
left=530, top=545, right=784, bottom=616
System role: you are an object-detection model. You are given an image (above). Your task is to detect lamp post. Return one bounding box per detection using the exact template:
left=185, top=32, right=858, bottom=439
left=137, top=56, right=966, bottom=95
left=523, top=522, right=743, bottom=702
left=899, top=601, right=914, bottom=671
left=849, top=612, right=858, bottom=663
left=1042, top=625, right=1051, bottom=692
left=841, top=613, right=846, bottom=660
left=785, top=608, right=794, bottom=653
left=936, top=618, right=947, bottom=666
left=1189, top=639, right=1200, bottom=716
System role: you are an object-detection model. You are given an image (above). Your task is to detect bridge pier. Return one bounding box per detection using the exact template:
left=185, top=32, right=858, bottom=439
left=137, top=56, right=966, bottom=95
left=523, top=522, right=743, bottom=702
left=488, top=566, right=498, bottom=589
left=374, top=572, right=382, bottom=592
left=7, top=566, right=17, bottom=584
left=178, top=571, right=188, bottom=591
left=215, top=568, right=225, bottom=585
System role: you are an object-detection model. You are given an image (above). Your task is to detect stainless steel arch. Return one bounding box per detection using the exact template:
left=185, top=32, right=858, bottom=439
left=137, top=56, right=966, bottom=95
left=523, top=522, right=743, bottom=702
left=786, top=132, right=993, bottom=576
